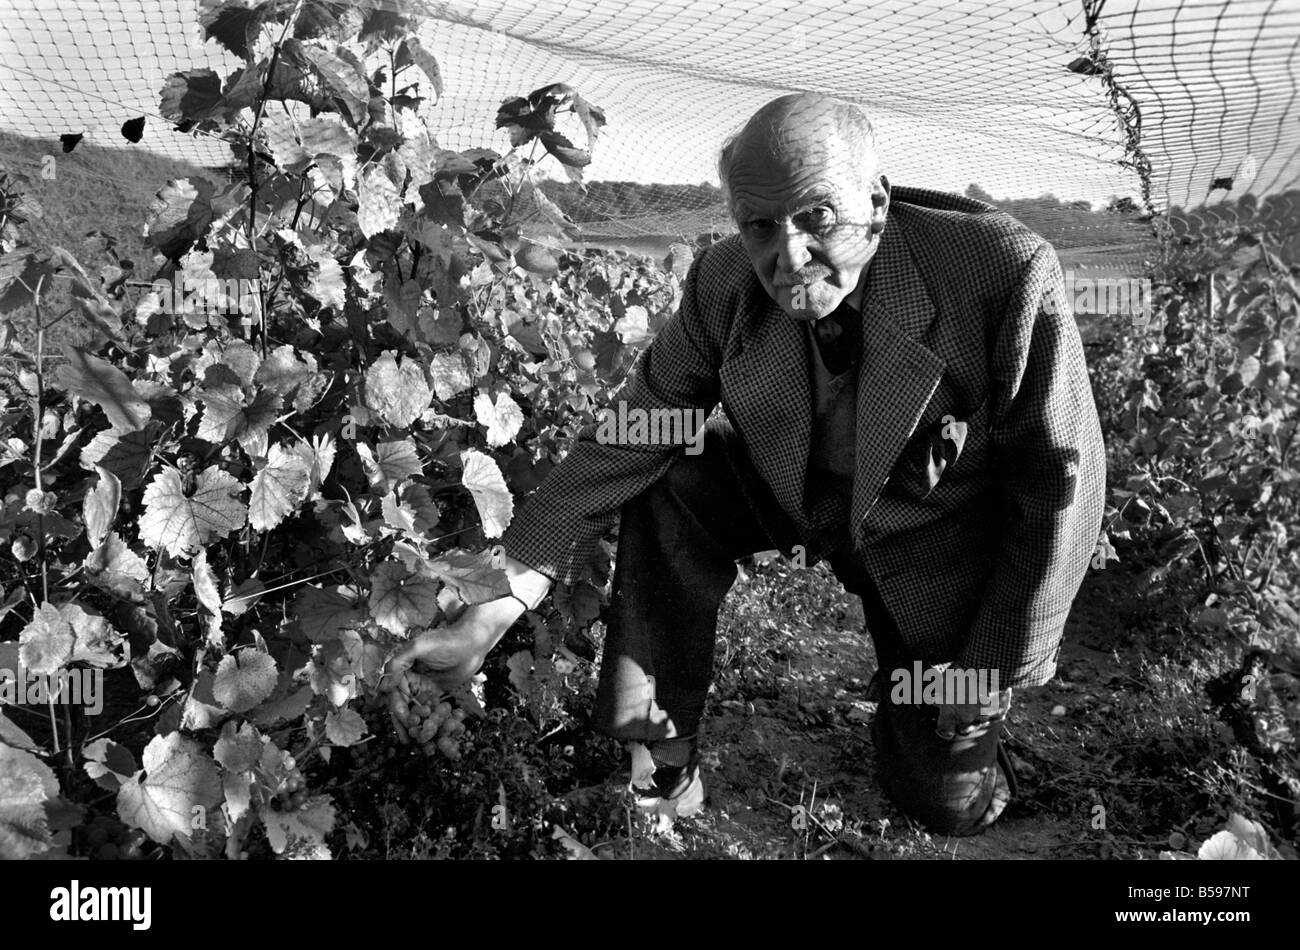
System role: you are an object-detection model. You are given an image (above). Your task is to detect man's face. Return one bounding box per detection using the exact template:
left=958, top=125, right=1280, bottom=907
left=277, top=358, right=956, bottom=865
left=728, top=135, right=887, bottom=321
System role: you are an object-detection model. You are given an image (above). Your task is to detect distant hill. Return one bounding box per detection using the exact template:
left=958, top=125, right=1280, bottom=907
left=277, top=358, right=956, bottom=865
left=0, top=129, right=222, bottom=348
left=0, top=128, right=220, bottom=269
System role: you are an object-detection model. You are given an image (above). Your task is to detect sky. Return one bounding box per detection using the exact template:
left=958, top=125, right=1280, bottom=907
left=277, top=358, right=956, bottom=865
left=0, top=0, right=1295, bottom=213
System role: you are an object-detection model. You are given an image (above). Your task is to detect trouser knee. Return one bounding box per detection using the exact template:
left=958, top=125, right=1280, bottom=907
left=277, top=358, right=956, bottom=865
left=872, top=699, right=1008, bottom=836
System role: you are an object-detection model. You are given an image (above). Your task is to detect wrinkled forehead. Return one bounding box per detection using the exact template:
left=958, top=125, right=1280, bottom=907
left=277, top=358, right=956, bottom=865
left=726, top=135, right=866, bottom=216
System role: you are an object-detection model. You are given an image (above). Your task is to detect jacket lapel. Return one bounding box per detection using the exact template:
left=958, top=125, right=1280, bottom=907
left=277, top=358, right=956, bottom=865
left=850, top=217, right=946, bottom=533
left=717, top=212, right=946, bottom=537
left=719, top=284, right=813, bottom=528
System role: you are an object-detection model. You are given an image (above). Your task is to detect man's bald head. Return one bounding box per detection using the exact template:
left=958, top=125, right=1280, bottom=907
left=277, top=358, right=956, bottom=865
left=717, top=92, right=890, bottom=321
left=718, top=93, right=880, bottom=209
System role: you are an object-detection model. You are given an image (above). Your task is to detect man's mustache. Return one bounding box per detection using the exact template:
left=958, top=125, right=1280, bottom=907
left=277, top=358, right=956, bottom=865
left=774, top=269, right=831, bottom=287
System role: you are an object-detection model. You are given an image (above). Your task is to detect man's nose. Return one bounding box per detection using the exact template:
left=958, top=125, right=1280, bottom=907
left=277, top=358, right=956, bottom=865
left=775, top=220, right=811, bottom=275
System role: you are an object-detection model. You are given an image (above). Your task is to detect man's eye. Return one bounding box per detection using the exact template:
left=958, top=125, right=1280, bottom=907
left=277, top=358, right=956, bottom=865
left=743, top=218, right=775, bottom=237
left=799, top=207, right=836, bottom=232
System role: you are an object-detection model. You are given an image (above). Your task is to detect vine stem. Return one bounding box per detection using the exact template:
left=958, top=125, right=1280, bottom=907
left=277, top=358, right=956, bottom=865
left=247, top=0, right=306, bottom=359
left=22, top=272, right=60, bottom=756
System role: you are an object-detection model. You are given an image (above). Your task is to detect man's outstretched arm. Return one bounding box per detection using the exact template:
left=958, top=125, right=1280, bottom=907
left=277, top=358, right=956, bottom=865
left=393, top=244, right=733, bottom=685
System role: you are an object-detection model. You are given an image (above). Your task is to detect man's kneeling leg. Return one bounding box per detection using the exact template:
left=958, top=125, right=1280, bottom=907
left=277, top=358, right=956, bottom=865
left=871, top=682, right=1014, bottom=836
left=594, top=418, right=792, bottom=747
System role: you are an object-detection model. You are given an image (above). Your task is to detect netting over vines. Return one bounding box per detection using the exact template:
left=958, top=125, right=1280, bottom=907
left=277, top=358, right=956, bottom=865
left=1, top=0, right=1297, bottom=266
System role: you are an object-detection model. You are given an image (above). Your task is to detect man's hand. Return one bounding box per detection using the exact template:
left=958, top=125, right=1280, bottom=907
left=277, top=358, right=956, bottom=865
left=386, top=597, right=521, bottom=694
left=935, top=687, right=1013, bottom=740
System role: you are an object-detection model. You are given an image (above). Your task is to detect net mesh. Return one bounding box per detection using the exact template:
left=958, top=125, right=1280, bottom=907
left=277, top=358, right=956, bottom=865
left=0, top=0, right=1296, bottom=269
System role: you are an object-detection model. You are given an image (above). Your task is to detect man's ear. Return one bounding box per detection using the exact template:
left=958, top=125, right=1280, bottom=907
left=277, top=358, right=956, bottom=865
left=871, top=174, right=890, bottom=235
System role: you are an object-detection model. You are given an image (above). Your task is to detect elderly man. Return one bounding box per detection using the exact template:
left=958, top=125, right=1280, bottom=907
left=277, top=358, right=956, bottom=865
left=396, top=93, right=1107, bottom=835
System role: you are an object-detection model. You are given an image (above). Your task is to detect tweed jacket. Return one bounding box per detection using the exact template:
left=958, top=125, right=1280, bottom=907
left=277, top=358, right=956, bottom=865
left=501, top=186, right=1107, bottom=688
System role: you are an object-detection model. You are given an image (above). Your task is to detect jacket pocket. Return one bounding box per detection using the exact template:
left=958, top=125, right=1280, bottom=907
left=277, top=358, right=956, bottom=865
left=885, top=396, right=993, bottom=500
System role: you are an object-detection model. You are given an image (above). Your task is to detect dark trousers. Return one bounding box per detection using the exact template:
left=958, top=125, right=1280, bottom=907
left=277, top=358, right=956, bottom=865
left=594, top=419, right=1011, bottom=835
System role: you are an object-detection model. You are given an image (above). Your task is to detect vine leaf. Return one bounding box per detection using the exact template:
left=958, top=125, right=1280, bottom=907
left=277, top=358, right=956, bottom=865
left=0, top=745, right=58, bottom=859
left=259, top=794, right=335, bottom=859
left=614, top=305, right=651, bottom=345
left=507, top=650, right=532, bottom=694
left=143, top=177, right=214, bottom=261
left=180, top=669, right=228, bottom=732
left=261, top=112, right=359, bottom=185
left=399, top=35, right=443, bottom=102
left=531, top=183, right=581, bottom=239
left=552, top=825, right=600, bottom=860
left=461, top=449, right=513, bottom=538
left=213, top=721, right=262, bottom=774
left=1222, top=813, right=1281, bottom=858
left=1198, top=829, right=1265, bottom=860
left=292, top=585, right=362, bottom=643
left=356, top=438, right=422, bottom=494
left=381, top=491, right=420, bottom=534
left=140, top=466, right=248, bottom=557
left=515, top=239, right=559, bottom=276
left=18, top=603, right=75, bottom=676
left=79, top=425, right=156, bottom=489
left=368, top=561, right=440, bottom=636
left=195, top=382, right=281, bottom=447
left=309, top=634, right=364, bottom=706
left=365, top=350, right=432, bottom=428
left=428, top=549, right=511, bottom=605
left=400, top=483, right=442, bottom=534
left=83, top=738, right=139, bottom=792
left=249, top=444, right=312, bottom=532
left=63, top=603, right=127, bottom=668
left=197, top=0, right=271, bottom=60
left=555, top=581, right=603, bottom=628
left=83, top=464, right=121, bottom=549
left=192, top=547, right=224, bottom=616
left=325, top=708, right=367, bottom=747
left=357, top=164, right=402, bottom=238
left=254, top=344, right=326, bottom=412
left=83, top=531, right=150, bottom=596
left=116, top=733, right=222, bottom=845
left=430, top=351, right=471, bottom=400
left=0, top=710, right=39, bottom=752
left=383, top=275, right=421, bottom=337
left=56, top=346, right=151, bottom=432
left=305, top=244, right=346, bottom=310
left=249, top=671, right=313, bottom=727
left=298, top=432, right=337, bottom=495
left=159, top=68, right=225, bottom=124
left=213, top=650, right=279, bottom=713
left=290, top=40, right=370, bottom=125
left=474, top=390, right=524, bottom=447
left=0, top=249, right=57, bottom=313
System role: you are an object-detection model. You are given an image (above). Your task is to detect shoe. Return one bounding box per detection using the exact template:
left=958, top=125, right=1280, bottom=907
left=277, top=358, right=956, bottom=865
left=629, top=739, right=707, bottom=819
left=972, top=739, right=1018, bottom=831
left=633, top=761, right=707, bottom=819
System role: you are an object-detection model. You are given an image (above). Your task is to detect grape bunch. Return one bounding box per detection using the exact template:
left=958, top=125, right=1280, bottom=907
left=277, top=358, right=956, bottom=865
left=269, top=754, right=308, bottom=812
left=388, top=673, right=469, bottom=760
left=81, top=816, right=147, bottom=860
